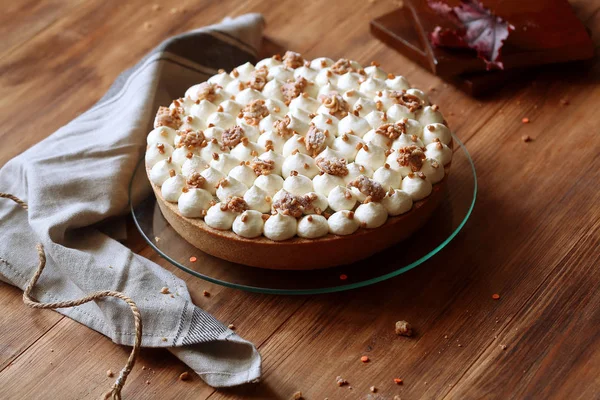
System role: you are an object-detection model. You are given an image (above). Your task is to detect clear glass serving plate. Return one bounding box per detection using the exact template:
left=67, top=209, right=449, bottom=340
left=130, top=134, right=477, bottom=294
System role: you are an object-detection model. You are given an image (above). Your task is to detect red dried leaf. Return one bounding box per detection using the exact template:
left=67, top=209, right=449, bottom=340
left=428, top=0, right=514, bottom=70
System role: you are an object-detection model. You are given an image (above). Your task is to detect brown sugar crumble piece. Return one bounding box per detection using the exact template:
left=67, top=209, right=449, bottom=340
left=242, top=99, right=269, bottom=125
left=272, top=192, right=306, bottom=218
left=397, top=145, right=426, bottom=172
left=222, top=125, right=245, bottom=148
left=305, top=125, right=327, bottom=156
left=225, top=196, right=249, bottom=213
left=247, top=66, right=268, bottom=91
left=281, top=76, right=308, bottom=104
left=186, top=172, right=206, bottom=189
left=315, top=157, right=349, bottom=176
left=330, top=58, right=356, bottom=74
left=395, top=320, right=413, bottom=337
left=273, top=115, right=295, bottom=138
left=376, top=123, right=405, bottom=140
left=283, top=51, right=305, bottom=69
left=370, top=386, right=377, bottom=393
left=202, top=290, right=210, bottom=297
left=336, top=376, right=349, bottom=386
left=154, top=106, right=182, bottom=129
left=250, top=157, right=275, bottom=176
left=228, top=324, right=236, bottom=330
left=106, top=369, right=114, bottom=378
left=521, top=135, right=532, bottom=143
left=160, top=287, right=170, bottom=294
left=320, top=93, right=349, bottom=119
left=177, top=130, right=205, bottom=148
left=347, top=175, right=386, bottom=202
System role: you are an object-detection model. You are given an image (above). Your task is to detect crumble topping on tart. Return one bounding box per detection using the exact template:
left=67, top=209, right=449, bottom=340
left=146, top=53, right=452, bottom=240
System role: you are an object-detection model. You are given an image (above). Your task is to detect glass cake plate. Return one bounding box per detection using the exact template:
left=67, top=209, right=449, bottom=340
left=130, top=134, right=477, bottom=294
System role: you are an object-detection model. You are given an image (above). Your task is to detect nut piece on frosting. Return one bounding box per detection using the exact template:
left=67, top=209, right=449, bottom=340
left=304, top=126, right=328, bottom=156
left=154, top=106, right=182, bottom=129
left=186, top=172, right=206, bottom=188
left=330, top=58, right=356, bottom=75
left=281, top=77, right=308, bottom=104
left=388, top=91, right=424, bottom=113
left=222, top=196, right=249, bottom=213
left=273, top=115, right=295, bottom=138
left=315, top=157, right=349, bottom=176
left=250, top=157, right=275, bottom=176
left=283, top=51, right=305, bottom=69
left=272, top=191, right=305, bottom=218
left=347, top=175, right=386, bottom=202
left=319, top=93, right=349, bottom=119
left=177, top=130, right=205, bottom=148
left=241, top=99, right=269, bottom=125
left=188, top=82, right=219, bottom=103
left=376, top=123, right=405, bottom=141
left=397, top=145, right=426, bottom=172
left=247, top=66, right=268, bottom=91
left=222, top=126, right=245, bottom=148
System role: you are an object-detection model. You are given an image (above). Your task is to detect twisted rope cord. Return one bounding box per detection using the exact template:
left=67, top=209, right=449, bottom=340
left=1, top=192, right=142, bottom=400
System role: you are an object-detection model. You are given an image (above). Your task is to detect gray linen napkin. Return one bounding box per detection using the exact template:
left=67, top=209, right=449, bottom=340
left=0, top=13, right=265, bottom=388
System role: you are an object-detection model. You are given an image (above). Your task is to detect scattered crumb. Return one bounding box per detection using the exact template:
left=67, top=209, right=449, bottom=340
left=394, top=396, right=402, bottom=400
left=521, top=117, right=530, bottom=124
left=500, top=344, right=507, bottom=350
left=370, top=386, right=377, bottom=393
left=143, top=22, right=152, bottom=30
left=160, top=287, right=170, bottom=294
left=146, top=380, right=151, bottom=385
left=203, top=290, right=210, bottom=297
left=161, top=337, right=168, bottom=342
left=170, top=294, right=175, bottom=298
left=522, top=135, right=532, bottom=143
left=151, top=4, right=160, bottom=11
left=189, top=256, right=197, bottom=262
left=444, top=335, right=448, bottom=339
left=339, top=274, right=348, bottom=280
left=108, top=265, right=112, bottom=269
left=492, top=293, right=501, bottom=300
left=395, top=320, right=413, bottom=337
left=361, top=355, right=370, bottom=363
left=179, top=371, right=191, bottom=381
left=292, top=391, right=304, bottom=400
left=106, top=369, right=114, bottom=378
left=458, top=344, right=463, bottom=347
left=155, top=236, right=160, bottom=242
left=50, top=349, right=54, bottom=352
left=394, top=378, right=403, bottom=385
left=142, top=366, right=146, bottom=370
left=336, top=376, right=348, bottom=386
left=228, top=324, right=236, bottom=330
left=560, top=98, right=570, bottom=106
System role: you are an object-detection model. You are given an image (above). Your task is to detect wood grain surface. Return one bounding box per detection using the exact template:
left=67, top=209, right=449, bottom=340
left=1, top=0, right=599, bottom=399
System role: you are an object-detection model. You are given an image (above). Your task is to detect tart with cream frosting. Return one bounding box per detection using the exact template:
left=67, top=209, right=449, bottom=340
left=145, top=52, right=452, bottom=269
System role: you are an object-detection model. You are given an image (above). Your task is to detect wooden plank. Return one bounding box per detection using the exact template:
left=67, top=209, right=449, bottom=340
left=0, top=283, right=63, bottom=371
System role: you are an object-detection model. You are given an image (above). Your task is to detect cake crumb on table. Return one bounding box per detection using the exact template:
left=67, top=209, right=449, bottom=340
left=291, top=391, right=303, bottom=400
left=160, top=287, right=170, bottom=294
left=521, top=135, right=532, bottom=143
left=203, top=290, right=210, bottom=297
left=336, top=376, right=348, bottom=386
left=179, top=371, right=190, bottom=381
left=500, top=344, right=508, bottom=350
left=161, top=337, right=167, bottom=342
left=106, top=369, right=114, bottom=377
left=370, top=386, right=377, bottom=392
left=394, top=378, right=403, bottom=385
left=228, top=324, right=236, bottom=330
left=361, top=355, right=370, bottom=363
left=394, top=396, right=402, bottom=400
left=395, top=320, right=413, bottom=337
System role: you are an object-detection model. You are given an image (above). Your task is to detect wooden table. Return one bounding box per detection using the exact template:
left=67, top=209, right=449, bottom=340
left=1, top=1, right=599, bottom=399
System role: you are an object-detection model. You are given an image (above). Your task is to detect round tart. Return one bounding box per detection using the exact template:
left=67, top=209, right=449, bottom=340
left=145, top=52, right=453, bottom=270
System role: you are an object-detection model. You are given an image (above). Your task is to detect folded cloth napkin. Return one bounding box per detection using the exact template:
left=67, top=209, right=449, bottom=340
left=0, top=13, right=265, bottom=388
